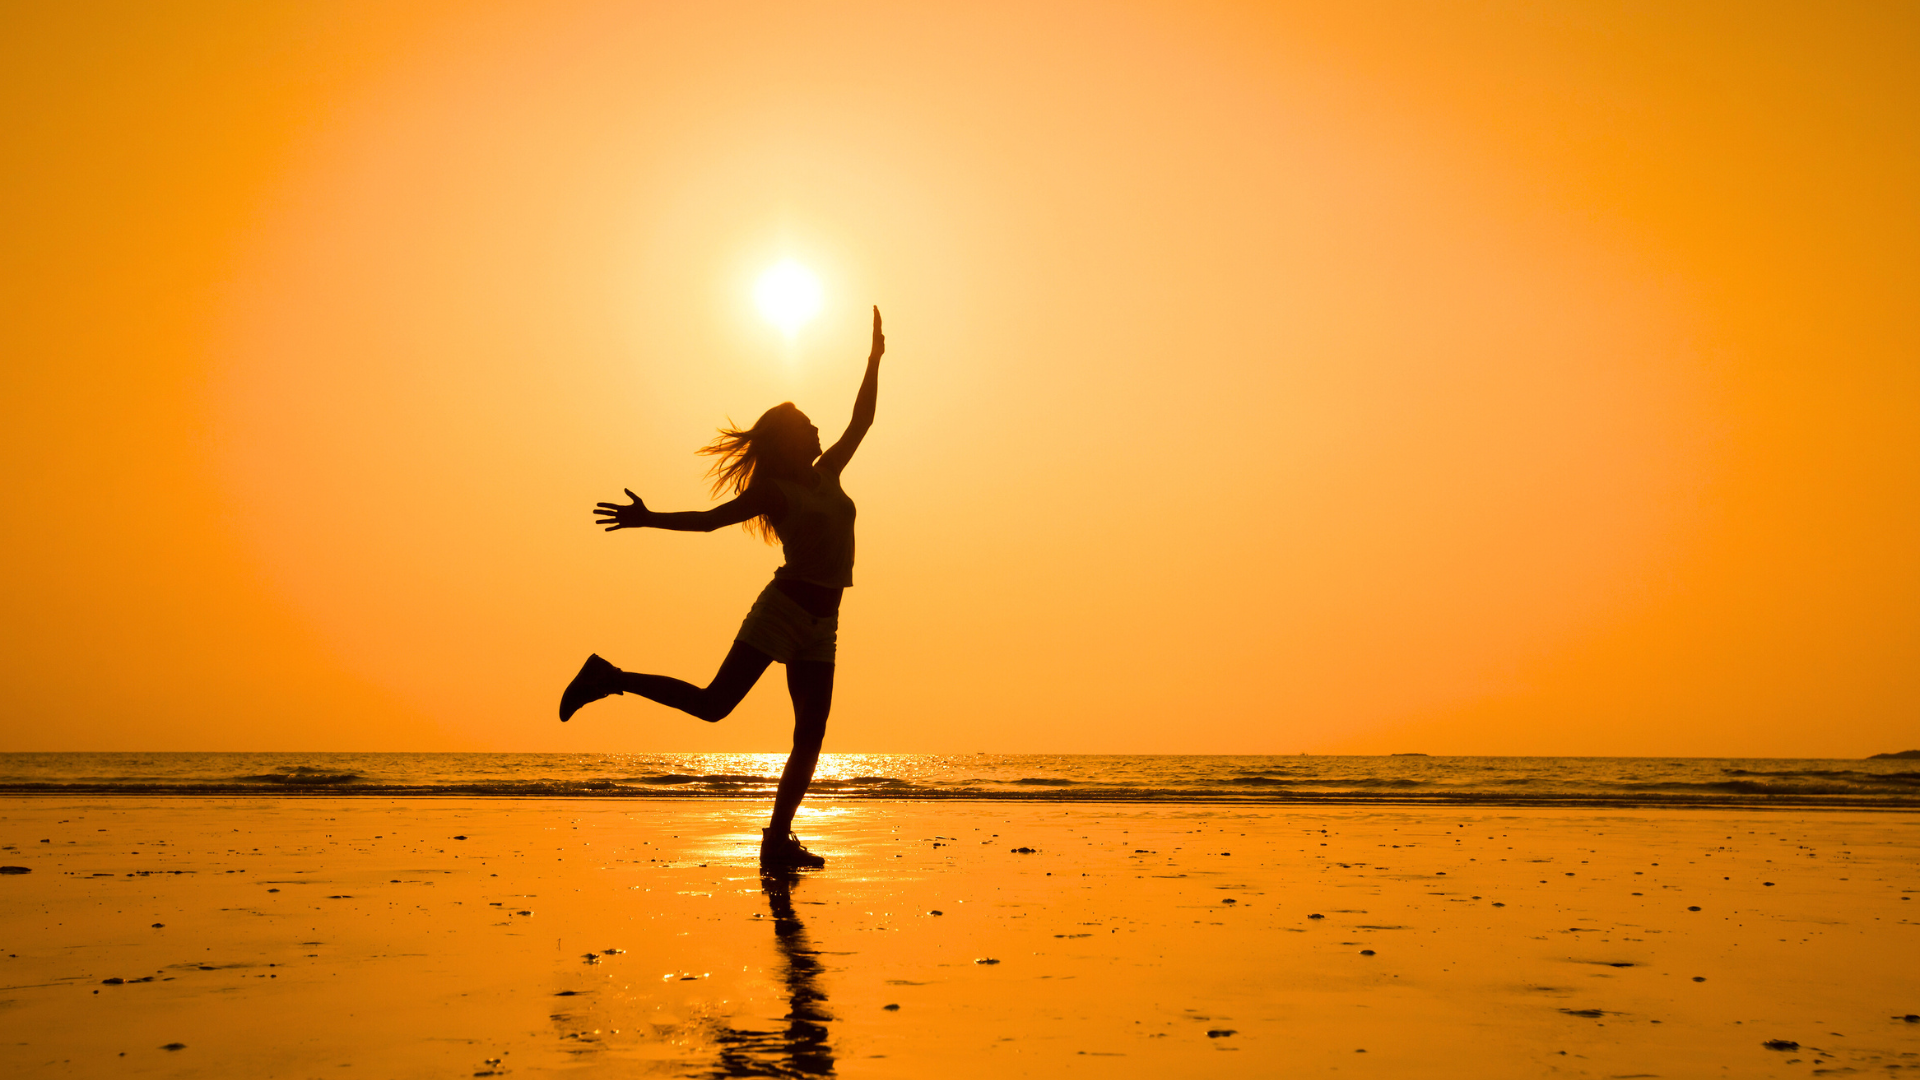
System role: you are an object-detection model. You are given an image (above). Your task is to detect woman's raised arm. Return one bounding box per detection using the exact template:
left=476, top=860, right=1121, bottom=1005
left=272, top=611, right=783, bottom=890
left=817, top=306, right=883, bottom=475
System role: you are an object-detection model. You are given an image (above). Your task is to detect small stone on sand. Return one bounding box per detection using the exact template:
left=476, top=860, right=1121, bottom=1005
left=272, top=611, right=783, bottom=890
left=1763, top=1039, right=1799, bottom=1051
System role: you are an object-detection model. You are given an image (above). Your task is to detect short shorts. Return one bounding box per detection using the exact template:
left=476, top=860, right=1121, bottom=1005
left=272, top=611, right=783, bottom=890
left=734, top=581, right=838, bottom=665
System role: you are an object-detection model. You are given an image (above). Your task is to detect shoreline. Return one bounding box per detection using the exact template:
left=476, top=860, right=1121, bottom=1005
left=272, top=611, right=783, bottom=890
left=2, top=787, right=1917, bottom=811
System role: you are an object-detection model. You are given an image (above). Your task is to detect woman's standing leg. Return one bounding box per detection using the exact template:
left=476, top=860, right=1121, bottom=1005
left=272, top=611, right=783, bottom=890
left=768, top=660, right=833, bottom=835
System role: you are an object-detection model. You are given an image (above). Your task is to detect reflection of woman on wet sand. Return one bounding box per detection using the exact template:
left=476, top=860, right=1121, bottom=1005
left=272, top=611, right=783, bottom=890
left=559, top=308, right=886, bottom=869
left=708, top=871, right=834, bottom=1077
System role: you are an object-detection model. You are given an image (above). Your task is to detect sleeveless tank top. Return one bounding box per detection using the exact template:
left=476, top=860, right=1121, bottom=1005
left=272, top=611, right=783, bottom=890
left=769, top=471, right=856, bottom=588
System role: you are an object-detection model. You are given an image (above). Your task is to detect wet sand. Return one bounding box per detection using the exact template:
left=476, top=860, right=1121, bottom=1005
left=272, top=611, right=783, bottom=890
left=2, top=798, right=1917, bottom=1077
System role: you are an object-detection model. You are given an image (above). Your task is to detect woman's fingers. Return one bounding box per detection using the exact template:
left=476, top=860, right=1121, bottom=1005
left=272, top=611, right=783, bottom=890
left=624, top=488, right=641, bottom=502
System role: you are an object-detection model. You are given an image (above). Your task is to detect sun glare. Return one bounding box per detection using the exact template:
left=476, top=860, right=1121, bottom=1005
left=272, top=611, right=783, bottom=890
left=754, top=260, right=823, bottom=336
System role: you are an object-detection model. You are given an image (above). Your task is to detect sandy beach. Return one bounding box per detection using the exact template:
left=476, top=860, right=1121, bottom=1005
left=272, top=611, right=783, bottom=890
left=3, top=798, right=1916, bottom=1077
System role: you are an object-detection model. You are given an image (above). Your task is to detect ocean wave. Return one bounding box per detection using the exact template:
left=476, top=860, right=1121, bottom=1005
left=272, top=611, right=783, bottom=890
left=233, top=768, right=364, bottom=786
left=1228, top=776, right=1425, bottom=789
left=4, top=752, right=1918, bottom=809
left=0, top=780, right=1913, bottom=808
left=1722, top=768, right=1920, bottom=786
left=625, top=773, right=774, bottom=787
left=1612, top=779, right=1902, bottom=796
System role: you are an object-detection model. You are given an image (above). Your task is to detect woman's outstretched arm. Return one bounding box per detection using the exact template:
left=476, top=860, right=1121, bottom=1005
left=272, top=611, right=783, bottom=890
left=817, top=306, right=884, bottom=475
left=595, top=485, right=782, bottom=532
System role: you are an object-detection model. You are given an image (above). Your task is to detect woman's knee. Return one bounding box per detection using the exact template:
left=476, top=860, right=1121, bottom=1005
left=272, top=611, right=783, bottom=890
left=791, top=717, right=827, bottom=752
left=692, top=685, right=751, bottom=722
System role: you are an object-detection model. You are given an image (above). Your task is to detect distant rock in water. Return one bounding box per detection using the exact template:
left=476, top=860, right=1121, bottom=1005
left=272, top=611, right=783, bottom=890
left=1388, top=752, right=1429, bottom=757
left=1868, top=750, right=1920, bottom=759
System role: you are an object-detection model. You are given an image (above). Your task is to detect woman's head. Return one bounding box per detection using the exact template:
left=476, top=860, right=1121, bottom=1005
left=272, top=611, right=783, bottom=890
left=697, top=402, right=819, bottom=540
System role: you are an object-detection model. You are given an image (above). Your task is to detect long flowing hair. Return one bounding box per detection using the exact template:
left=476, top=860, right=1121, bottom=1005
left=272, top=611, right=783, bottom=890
left=697, top=401, right=803, bottom=542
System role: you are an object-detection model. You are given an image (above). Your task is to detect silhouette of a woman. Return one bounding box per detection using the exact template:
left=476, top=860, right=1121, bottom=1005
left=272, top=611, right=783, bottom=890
left=559, top=308, right=885, bottom=868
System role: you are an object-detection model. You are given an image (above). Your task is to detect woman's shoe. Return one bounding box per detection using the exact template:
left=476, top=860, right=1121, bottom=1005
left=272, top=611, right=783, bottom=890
left=559, top=654, right=622, bottom=721
left=760, top=829, right=826, bottom=869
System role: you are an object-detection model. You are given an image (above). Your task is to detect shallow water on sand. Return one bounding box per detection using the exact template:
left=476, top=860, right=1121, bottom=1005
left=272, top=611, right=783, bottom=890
left=3, top=798, right=1917, bottom=1078
left=2, top=753, right=1916, bottom=808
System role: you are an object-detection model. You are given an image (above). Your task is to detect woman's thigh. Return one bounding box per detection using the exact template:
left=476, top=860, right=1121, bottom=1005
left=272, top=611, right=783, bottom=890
left=705, top=641, right=775, bottom=708
left=785, top=661, right=835, bottom=737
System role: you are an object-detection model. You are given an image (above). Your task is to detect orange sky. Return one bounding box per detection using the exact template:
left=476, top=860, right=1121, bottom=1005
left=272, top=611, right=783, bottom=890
left=4, top=2, right=1915, bottom=756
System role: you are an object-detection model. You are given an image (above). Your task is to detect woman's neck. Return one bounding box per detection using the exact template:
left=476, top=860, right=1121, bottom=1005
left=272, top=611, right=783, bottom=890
left=765, top=457, right=816, bottom=486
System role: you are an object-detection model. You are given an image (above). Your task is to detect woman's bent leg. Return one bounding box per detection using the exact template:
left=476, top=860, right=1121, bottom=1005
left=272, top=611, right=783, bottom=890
left=615, top=641, right=773, bottom=722
left=768, top=661, right=834, bottom=834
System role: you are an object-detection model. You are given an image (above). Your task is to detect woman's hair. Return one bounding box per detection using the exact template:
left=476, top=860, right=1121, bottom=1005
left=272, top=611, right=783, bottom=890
left=697, top=401, right=804, bottom=542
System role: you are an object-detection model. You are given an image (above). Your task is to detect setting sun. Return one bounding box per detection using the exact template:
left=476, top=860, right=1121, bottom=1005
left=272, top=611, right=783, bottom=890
left=753, top=259, right=823, bottom=336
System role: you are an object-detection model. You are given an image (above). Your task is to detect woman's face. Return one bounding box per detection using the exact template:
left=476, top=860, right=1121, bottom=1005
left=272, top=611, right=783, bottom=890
left=773, top=412, right=822, bottom=467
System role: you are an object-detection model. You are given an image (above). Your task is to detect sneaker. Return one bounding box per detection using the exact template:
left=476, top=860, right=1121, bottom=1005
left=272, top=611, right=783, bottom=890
left=558, top=654, right=622, bottom=721
left=760, top=829, right=826, bottom=869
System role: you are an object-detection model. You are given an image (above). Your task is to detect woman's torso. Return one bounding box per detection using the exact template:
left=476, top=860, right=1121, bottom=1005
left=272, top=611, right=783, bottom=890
left=768, top=470, right=855, bottom=613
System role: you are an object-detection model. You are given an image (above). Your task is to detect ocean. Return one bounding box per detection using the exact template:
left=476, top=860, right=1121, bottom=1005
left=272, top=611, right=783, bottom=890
left=0, top=752, right=1915, bottom=809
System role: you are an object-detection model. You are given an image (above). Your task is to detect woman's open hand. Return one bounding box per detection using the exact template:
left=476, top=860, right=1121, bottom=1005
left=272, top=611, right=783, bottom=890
left=594, top=489, right=651, bottom=531
left=869, top=305, right=885, bottom=362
